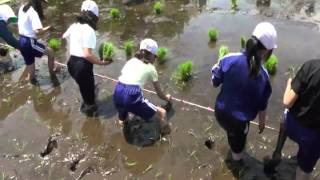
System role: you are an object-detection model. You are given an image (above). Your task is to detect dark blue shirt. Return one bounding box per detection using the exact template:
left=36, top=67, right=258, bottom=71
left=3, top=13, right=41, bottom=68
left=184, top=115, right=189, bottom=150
left=211, top=52, right=272, bottom=121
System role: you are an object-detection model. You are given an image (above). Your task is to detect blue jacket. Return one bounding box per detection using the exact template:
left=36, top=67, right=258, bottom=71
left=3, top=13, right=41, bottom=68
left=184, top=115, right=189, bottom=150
left=211, top=52, right=272, bottom=121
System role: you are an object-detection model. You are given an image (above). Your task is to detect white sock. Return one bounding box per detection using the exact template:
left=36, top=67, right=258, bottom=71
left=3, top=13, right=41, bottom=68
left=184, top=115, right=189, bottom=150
left=231, top=151, right=243, bottom=161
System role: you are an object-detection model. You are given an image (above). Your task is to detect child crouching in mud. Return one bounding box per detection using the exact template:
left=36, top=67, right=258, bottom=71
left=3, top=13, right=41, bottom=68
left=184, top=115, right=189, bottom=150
left=113, top=39, right=172, bottom=135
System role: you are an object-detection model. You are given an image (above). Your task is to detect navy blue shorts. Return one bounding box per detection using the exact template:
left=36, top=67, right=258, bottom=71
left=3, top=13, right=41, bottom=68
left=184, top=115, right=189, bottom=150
left=285, top=111, right=320, bottom=173
left=113, top=82, right=157, bottom=121
left=19, top=35, right=45, bottom=65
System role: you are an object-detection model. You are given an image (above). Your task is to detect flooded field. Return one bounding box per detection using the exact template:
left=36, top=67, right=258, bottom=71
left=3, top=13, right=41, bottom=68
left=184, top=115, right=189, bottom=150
left=0, top=0, right=320, bottom=179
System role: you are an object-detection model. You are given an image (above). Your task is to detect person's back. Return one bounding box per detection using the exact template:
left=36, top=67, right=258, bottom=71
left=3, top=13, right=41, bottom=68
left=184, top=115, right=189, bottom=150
left=214, top=52, right=271, bottom=121
left=289, top=59, right=320, bottom=133
left=119, top=57, right=157, bottom=88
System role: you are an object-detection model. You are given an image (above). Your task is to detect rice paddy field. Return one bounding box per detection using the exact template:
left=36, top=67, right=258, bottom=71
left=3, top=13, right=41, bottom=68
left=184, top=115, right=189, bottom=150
left=0, top=0, right=320, bottom=179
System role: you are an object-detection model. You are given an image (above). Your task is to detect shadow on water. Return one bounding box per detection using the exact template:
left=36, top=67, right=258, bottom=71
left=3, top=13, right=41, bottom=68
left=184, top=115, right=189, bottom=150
left=222, top=151, right=297, bottom=180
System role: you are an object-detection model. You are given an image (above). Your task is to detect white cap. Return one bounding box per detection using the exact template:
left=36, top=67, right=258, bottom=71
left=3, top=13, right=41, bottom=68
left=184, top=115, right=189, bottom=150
left=140, top=39, right=158, bottom=55
left=81, top=0, right=99, bottom=17
left=252, top=22, right=277, bottom=50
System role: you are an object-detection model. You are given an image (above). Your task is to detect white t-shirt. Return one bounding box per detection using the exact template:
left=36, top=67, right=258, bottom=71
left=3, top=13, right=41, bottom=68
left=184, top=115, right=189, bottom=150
left=119, top=57, right=158, bottom=88
left=18, top=5, right=43, bottom=38
left=63, top=23, right=96, bottom=57
left=0, top=4, right=16, bottom=23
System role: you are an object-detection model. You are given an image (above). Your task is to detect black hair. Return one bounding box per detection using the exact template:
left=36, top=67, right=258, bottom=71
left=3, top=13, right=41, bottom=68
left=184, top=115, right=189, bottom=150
left=23, top=0, right=45, bottom=20
left=134, top=49, right=154, bottom=64
left=245, top=36, right=270, bottom=77
left=76, top=11, right=99, bottom=30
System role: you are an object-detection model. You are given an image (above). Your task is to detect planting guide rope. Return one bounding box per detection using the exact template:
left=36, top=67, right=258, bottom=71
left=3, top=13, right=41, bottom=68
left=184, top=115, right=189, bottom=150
left=55, top=62, right=278, bottom=132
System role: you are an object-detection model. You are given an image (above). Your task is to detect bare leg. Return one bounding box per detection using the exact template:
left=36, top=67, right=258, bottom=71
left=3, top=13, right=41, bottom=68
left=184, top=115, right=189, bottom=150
left=155, top=106, right=171, bottom=135
left=26, top=63, right=36, bottom=82
left=296, top=167, right=310, bottom=180
left=44, top=48, right=59, bottom=74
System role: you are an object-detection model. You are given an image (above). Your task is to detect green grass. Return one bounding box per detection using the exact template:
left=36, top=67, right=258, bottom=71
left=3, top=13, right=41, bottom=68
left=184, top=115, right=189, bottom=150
left=240, top=36, right=246, bottom=49
left=231, top=0, right=238, bottom=10
left=99, top=42, right=115, bottom=61
left=157, top=47, right=168, bottom=64
left=123, top=41, right=134, bottom=57
left=218, top=45, right=229, bottom=63
left=264, top=54, right=278, bottom=75
left=172, top=60, right=194, bottom=82
left=208, top=29, right=218, bottom=42
left=109, top=8, right=120, bottom=19
left=48, top=38, right=62, bottom=52
left=154, top=2, right=163, bottom=15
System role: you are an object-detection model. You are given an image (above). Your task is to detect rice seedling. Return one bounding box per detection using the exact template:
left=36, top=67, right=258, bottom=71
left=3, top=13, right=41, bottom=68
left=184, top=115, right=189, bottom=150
left=48, top=38, right=62, bottom=52
left=208, top=29, right=218, bottom=42
left=153, top=1, right=163, bottom=15
left=109, top=8, right=120, bottom=19
left=264, top=54, right=278, bottom=75
left=123, top=40, right=134, bottom=57
left=99, top=42, right=115, bottom=61
left=218, top=45, right=229, bottom=63
left=231, top=0, right=238, bottom=10
left=240, top=36, right=246, bottom=49
left=157, top=47, right=168, bottom=64
left=172, top=60, right=194, bottom=82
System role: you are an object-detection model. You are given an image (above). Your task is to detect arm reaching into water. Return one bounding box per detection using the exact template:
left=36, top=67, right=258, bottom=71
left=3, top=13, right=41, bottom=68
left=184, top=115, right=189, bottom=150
left=153, top=81, right=171, bottom=102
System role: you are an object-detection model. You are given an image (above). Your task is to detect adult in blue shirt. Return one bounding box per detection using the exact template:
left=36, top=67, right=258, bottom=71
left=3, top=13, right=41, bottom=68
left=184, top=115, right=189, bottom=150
left=211, top=22, right=277, bottom=162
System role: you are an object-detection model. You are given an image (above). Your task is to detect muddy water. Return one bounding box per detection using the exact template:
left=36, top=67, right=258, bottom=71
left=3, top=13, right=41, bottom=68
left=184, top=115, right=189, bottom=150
left=0, top=0, right=320, bottom=179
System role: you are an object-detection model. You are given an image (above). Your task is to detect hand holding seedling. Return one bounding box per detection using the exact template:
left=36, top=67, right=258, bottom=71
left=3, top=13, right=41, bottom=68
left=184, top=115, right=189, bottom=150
left=165, top=94, right=172, bottom=102
left=100, top=59, right=113, bottom=65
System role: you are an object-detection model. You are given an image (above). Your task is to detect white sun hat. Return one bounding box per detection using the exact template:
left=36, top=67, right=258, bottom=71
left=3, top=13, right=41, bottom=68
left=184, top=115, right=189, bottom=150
left=140, top=39, right=158, bottom=55
left=81, top=0, right=99, bottom=17
left=252, top=22, right=277, bottom=50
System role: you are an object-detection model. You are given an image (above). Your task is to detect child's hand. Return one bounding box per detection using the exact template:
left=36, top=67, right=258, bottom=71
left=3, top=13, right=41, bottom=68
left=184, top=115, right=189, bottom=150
left=100, top=59, right=113, bottom=65
left=165, top=94, right=172, bottom=102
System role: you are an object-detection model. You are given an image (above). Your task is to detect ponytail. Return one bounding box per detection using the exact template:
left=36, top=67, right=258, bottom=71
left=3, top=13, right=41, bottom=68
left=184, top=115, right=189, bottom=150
left=245, top=36, right=266, bottom=77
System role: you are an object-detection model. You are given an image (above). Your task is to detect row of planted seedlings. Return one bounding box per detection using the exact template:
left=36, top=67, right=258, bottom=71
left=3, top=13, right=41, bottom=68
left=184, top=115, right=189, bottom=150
left=208, top=28, right=278, bottom=75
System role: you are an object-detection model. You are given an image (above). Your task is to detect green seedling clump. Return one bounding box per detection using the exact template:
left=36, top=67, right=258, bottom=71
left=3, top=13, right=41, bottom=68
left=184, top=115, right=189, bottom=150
left=109, top=8, right=120, bottom=19
left=154, top=2, right=163, bottom=15
left=157, top=47, right=168, bottom=64
left=208, top=29, right=218, bottom=42
left=48, top=38, right=62, bottom=52
left=264, top=54, right=278, bottom=75
left=231, top=0, right=238, bottom=10
left=173, top=60, right=194, bottom=82
left=218, top=45, right=229, bottom=63
left=99, top=42, right=115, bottom=61
left=123, top=41, right=134, bottom=57
left=240, top=36, right=246, bottom=49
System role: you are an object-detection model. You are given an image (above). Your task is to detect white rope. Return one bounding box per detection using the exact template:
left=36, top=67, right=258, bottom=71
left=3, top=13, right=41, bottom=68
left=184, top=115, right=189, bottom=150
left=55, top=62, right=278, bottom=131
